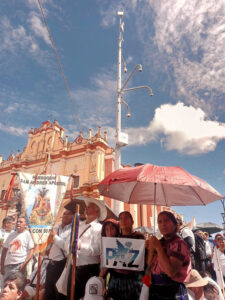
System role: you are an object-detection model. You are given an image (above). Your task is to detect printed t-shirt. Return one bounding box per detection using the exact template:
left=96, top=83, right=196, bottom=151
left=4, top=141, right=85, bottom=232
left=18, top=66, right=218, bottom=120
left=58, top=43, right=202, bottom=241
left=4, top=230, right=34, bottom=265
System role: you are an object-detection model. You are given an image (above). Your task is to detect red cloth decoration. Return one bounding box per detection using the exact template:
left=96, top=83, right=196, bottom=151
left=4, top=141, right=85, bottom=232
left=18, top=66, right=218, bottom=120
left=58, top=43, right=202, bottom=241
left=142, top=275, right=151, bottom=287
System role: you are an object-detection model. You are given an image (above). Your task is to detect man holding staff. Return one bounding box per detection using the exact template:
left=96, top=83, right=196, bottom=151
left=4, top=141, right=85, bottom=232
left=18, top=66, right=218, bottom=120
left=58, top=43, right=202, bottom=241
left=67, top=196, right=107, bottom=300
left=44, top=209, right=73, bottom=300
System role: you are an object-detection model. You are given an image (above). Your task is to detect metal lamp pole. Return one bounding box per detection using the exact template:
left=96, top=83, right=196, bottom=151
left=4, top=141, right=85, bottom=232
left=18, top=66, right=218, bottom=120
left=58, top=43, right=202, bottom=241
left=113, top=11, right=153, bottom=215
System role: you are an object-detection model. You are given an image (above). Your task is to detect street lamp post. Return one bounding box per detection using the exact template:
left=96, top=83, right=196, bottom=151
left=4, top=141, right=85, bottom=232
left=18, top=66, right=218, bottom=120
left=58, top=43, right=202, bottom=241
left=113, top=11, right=153, bottom=215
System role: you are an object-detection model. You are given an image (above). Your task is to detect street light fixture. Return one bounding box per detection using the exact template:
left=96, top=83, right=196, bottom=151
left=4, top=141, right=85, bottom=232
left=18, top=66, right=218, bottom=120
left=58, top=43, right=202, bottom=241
left=113, top=11, right=153, bottom=214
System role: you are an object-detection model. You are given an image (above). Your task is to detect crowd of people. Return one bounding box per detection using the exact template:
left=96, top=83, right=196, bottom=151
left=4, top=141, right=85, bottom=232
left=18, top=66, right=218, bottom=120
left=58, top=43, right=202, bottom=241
left=0, top=199, right=224, bottom=300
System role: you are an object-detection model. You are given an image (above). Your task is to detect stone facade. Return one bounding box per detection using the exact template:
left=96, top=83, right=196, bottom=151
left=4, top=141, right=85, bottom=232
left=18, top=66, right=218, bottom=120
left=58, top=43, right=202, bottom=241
left=0, top=120, right=175, bottom=228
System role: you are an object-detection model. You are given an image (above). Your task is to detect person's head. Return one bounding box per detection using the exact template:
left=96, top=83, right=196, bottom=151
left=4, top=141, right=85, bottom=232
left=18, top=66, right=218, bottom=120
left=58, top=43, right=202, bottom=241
left=83, top=197, right=107, bottom=222
left=119, top=211, right=134, bottom=234
left=157, top=211, right=178, bottom=238
left=185, top=269, right=208, bottom=299
left=101, top=219, right=119, bottom=237
left=204, top=283, right=219, bottom=300
left=0, top=272, right=26, bottom=300
left=203, top=232, right=209, bottom=241
left=62, top=210, right=73, bottom=227
left=2, top=217, right=14, bottom=232
left=214, top=234, right=225, bottom=250
left=85, top=203, right=100, bottom=219
left=176, top=216, right=184, bottom=231
left=16, top=216, right=27, bottom=233
left=195, top=230, right=204, bottom=237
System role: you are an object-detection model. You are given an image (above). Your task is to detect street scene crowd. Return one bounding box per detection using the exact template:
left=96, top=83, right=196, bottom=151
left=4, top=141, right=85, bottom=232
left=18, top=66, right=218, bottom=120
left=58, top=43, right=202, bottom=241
left=0, top=198, right=224, bottom=300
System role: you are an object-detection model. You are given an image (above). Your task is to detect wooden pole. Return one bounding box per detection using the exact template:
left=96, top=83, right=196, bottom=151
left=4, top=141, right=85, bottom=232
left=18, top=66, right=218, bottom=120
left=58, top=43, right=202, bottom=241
left=70, top=205, right=79, bottom=300
left=35, top=245, right=43, bottom=300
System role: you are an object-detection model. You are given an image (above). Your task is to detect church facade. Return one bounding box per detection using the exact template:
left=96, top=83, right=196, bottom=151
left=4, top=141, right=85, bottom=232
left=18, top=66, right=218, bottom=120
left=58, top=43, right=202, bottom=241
left=0, top=120, right=174, bottom=228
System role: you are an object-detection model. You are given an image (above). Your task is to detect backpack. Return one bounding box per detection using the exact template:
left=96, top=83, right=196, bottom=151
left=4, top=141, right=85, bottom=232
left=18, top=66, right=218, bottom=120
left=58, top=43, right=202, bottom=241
left=193, top=233, right=207, bottom=260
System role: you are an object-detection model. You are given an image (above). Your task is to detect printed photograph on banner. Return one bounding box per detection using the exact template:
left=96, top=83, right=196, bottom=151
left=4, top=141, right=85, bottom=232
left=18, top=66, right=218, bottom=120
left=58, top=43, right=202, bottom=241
left=19, top=172, right=69, bottom=244
left=101, top=237, right=145, bottom=271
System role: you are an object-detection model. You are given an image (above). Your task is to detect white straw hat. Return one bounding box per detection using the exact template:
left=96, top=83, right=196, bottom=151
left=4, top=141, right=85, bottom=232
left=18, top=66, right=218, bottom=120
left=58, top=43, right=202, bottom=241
left=75, top=196, right=107, bottom=221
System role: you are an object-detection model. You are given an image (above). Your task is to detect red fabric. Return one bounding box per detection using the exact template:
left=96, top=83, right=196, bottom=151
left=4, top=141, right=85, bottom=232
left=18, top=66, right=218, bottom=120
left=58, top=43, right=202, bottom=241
left=151, top=235, right=191, bottom=283
left=3, top=173, right=16, bottom=203
left=142, top=275, right=151, bottom=287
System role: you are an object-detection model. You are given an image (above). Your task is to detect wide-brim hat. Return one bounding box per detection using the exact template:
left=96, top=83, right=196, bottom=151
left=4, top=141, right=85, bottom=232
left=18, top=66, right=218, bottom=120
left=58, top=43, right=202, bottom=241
left=76, top=196, right=107, bottom=222
left=185, top=269, right=208, bottom=288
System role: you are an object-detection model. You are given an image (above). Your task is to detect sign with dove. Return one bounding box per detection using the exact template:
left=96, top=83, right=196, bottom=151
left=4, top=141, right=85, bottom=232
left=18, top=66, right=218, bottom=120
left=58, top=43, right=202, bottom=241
left=101, top=237, right=145, bottom=271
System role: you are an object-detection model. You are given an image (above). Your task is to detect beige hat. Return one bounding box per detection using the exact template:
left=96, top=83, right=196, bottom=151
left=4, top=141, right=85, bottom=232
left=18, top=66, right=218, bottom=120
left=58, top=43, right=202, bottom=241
left=76, top=196, right=107, bottom=222
left=185, top=269, right=208, bottom=288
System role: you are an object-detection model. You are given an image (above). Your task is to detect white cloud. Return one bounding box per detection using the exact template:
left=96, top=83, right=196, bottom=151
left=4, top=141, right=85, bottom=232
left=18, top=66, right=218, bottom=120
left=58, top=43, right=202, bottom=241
left=28, top=12, right=51, bottom=45
left=99, top=0, right=225, bottom=114
left=124, top=103, right=225, bottom=155
left=0, top=122, right=29, bottom=137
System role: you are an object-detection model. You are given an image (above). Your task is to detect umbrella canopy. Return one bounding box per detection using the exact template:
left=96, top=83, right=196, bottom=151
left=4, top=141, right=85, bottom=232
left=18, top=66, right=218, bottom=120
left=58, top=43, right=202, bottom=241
left=98, top=164, right=223, bottom=206
left=194, top=222, right=223, bottom=235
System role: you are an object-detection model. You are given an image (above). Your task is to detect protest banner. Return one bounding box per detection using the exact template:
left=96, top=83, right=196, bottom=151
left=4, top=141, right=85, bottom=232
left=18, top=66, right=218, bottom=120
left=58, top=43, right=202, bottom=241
left=18, top=172, right=70, bottom=244
left=101, top=237, right=145, bottom=271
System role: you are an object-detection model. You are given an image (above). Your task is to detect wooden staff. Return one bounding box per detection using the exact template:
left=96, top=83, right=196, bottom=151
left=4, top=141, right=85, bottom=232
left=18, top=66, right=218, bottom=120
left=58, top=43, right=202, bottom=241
left=35, top=244, right=43, bottom=300
left=70, top=205, right=80, bottom=300
left=214, top=246, right=225, bottom=295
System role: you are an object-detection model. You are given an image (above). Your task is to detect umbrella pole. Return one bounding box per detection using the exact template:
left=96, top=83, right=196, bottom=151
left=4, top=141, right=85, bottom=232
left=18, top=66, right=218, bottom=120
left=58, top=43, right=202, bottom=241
left=153, top=183, right=156, bottom=235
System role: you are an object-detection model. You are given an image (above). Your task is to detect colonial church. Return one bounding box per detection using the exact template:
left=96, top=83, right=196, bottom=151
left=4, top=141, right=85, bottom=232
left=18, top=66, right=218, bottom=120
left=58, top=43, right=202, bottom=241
left=0, top=120, right=174, bottom=228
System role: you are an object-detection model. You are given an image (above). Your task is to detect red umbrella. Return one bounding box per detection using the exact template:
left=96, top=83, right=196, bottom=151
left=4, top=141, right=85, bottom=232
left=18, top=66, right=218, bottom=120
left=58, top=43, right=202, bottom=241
left=98, top=164, right=223, bottom=206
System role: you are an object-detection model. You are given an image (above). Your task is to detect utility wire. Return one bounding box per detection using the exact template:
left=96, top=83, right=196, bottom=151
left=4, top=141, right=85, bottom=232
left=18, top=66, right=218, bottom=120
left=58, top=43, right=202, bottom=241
left=36, top=0, right=82, bottom=132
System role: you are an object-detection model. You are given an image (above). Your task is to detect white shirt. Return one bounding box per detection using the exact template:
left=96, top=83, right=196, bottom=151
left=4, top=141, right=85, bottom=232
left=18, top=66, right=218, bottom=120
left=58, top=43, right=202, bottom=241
left=212, top=247, right=225, bottom=289
left=49, top=224, right=71, bottom=261
left=205, top=240, right=212, bottom=257
left=4, top=230, right=34, bottom=265
left=0, top=228, right=14, bottom=255
left=180, top=226, right=195, bottom=252
left=77, top=219, right=102, bottom=266
left=0, top=228, right=14, bottom=244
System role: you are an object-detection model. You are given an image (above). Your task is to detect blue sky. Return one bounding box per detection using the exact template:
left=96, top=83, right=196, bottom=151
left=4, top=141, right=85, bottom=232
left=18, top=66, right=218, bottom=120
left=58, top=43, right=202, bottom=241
left=1, top=0, right=225, bottom=227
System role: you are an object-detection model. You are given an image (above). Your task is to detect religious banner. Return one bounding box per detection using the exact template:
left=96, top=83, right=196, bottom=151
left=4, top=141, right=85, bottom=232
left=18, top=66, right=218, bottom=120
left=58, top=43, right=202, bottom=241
left=18, top=172, right=70, bottom=244
left=101, top=237, right=145, bottom=271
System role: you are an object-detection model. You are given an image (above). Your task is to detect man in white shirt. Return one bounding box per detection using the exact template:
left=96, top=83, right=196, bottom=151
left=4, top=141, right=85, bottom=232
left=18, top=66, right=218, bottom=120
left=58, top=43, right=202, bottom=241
left=67, top=196, right=107, bottom=300
left=0, top=216, right=34, bottom=279
left=44, top=209, right=73, bottom=300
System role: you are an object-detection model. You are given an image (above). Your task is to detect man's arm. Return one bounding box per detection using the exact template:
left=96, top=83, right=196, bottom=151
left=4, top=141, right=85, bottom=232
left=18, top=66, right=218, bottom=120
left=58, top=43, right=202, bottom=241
left=20, top=248, right=34, bottom=273
left=1, top=247, right=8, bottom=275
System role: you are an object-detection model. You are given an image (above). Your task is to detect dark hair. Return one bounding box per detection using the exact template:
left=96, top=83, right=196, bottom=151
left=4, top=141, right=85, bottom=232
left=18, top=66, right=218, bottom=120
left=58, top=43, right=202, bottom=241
left=158, top=211, right=178, bottom=226
left=203, top=283, right=219, bottom=295
left=101, top=219, right=120, bottom=237
left=4, top=272, right=26, bottom=292
left=2, top=217, right=14, bottom=226
left=176, top=217, right=183, bottom=226
left=119, top=211, right=134, bottom=223
left=17, top=215, right=27, bottom=223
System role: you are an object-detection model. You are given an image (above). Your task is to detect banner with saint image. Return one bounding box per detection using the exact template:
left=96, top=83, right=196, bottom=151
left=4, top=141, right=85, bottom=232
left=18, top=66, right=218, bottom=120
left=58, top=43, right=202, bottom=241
left=101, top=237, right=145, bottom=271
left=19, top=172, right=70, bottom=244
